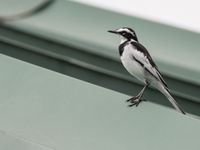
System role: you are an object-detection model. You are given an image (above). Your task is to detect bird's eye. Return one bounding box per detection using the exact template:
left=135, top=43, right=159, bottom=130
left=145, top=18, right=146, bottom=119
left=122, top=32, right=126, bottom=35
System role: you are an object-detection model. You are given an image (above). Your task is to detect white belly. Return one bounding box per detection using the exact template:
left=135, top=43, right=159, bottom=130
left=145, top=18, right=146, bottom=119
left=120, top=46, right=146, bottom=83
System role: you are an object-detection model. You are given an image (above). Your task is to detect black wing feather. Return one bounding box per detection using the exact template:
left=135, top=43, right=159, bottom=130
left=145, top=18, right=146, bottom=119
left=131, top=41, right=168, bottom=88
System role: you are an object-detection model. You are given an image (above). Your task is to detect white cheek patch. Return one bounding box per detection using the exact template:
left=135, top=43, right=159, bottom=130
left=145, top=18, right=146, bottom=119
left=120, top=36, right=127, bottom=44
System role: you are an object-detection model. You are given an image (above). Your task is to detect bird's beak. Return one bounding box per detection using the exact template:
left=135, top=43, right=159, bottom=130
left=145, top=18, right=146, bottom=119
left=108, top=30, right=118, bottom=34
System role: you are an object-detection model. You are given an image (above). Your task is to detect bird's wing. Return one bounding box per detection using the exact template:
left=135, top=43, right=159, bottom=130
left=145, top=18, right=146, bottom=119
left=154, top=66, right=168, bottom=88
left=131, top=41, right=168, bottom=87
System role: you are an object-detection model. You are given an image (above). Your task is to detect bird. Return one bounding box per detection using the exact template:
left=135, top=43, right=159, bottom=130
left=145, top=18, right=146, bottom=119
left=108, top=27, right=185, bottom=114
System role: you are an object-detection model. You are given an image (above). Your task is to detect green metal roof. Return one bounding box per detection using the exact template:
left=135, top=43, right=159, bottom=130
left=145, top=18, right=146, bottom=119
left=1, top=0, right=200, bottom=83
left=0, top=1, right=200, bottom=149
left=0, top=0, right=200, bottom=150
left=0, top=54, right=200, bottom=150
left=0, top=131, right=52, bottom=150
left=0, top=0, right=199, bottom=115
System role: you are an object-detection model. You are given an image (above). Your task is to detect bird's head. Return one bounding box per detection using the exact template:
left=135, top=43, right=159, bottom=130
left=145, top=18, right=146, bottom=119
left=108, top=27, right=138, bottom=42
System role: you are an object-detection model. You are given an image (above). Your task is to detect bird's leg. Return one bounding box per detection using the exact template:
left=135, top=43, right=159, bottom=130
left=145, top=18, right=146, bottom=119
left=127, top=84, right=149, bottom=107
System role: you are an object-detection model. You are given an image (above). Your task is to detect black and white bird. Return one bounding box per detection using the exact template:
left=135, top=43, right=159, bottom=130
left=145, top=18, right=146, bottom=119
left=108, top=27, right=185, bottom=114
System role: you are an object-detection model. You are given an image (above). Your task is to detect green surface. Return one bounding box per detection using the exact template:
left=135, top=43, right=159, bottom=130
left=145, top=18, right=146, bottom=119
left=0, top=131, right=52, bottom=150
left=0, top=1, right=200, bottom=149
left=0, top=0, right=45, bottom=16
left=1, top=27, right=200, bottom=116
left=0, top=0, right=199, bottom=115
left=0, top=54, right=200, bottom=150
left=0, top=0, right=200, bottom=84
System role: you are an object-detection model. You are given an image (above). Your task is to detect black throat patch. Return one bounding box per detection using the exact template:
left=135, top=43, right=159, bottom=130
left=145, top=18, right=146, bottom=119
left=118, top=40, right=129, bottom=56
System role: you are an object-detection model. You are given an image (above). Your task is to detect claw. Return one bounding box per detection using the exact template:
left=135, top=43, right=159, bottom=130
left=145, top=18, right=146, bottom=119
left=126, top=99, right=131, bottom=102
left=136, top=102, right=140, bottom=107
left=126, top=96, right=139, bottom=102
left=126, top=97, right=147, bottom=107
left=128, top=103, right=137, bottom=107
left=126, top=84, right=149, bottom=108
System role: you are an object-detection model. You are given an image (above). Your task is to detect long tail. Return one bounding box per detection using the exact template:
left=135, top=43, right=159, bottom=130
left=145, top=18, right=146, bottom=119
left=160, top=87, right=185, bottom=115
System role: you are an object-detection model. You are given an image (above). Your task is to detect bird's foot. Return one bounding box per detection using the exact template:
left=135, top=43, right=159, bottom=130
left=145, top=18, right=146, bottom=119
left=126, top=96, right=139, bottom=102
left=126, top=96, right=146, bottom=107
